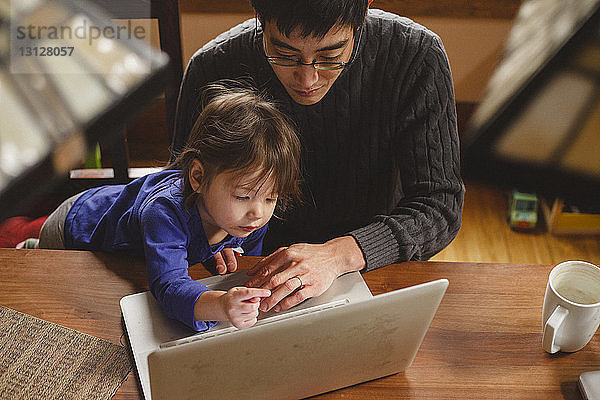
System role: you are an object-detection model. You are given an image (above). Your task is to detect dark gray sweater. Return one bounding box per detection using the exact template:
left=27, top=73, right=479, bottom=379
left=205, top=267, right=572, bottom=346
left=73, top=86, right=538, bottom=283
left=172, top=10, right=464, bottom=271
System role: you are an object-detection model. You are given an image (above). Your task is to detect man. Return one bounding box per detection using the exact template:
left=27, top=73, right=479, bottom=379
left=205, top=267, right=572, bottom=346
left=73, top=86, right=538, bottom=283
left=172, top=0, right=464, bottom=314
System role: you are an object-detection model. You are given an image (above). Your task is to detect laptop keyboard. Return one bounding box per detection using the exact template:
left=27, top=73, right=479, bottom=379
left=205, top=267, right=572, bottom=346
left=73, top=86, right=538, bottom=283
left=159, top=298, right=350, bottom=349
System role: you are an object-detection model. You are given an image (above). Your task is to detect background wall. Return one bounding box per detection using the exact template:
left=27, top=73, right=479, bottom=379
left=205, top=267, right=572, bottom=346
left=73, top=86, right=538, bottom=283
left=126, top=6, right=517, bottom=166
left=179, top=13, right=513, bottom=103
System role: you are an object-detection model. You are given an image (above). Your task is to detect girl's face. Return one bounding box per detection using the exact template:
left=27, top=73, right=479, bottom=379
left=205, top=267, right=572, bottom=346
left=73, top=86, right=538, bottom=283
left=194, top=165, right=278, bottom=245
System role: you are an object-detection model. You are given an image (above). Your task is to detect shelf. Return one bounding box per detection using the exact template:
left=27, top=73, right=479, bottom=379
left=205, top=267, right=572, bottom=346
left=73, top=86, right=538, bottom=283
left=542, top=198, right=600, bottom=235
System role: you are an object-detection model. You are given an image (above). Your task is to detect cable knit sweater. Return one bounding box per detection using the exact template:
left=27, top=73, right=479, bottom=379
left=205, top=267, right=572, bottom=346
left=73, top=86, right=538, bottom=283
left=172, top=9, right=464, bottom=271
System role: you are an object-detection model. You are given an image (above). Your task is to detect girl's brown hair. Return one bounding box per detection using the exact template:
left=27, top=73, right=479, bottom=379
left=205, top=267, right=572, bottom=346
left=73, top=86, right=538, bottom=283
left=168, top=82, right=302, bottom=212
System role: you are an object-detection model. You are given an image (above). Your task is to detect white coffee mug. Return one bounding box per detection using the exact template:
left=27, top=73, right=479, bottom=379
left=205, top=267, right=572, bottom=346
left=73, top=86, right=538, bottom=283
left=542, top=260, right=600, bottom=353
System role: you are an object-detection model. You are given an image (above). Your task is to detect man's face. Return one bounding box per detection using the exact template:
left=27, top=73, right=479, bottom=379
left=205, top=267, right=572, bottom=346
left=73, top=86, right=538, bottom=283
left=262, top=23, right=355, bottom=105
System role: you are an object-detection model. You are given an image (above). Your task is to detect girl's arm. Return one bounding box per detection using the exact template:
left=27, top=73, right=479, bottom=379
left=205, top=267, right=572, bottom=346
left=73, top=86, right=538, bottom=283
left=141, top=199, right=216, bottom=331
left=194, top=287, right=271, bottom=329
left=141, top=198, right=271, bottom=330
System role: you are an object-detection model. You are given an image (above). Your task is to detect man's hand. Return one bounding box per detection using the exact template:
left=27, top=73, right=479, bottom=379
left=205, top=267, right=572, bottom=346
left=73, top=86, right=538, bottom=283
left=245, top=236, right=366, bottom=313
left=213, top=247, right=238, bottom=274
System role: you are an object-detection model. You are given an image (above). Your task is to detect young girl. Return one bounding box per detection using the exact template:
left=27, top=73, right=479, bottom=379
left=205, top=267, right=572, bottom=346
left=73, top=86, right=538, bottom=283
left=37, top=84, right=302, bottom=331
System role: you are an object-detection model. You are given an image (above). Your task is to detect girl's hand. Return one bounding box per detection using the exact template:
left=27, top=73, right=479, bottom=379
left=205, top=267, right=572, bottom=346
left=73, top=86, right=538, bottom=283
left=220, top=287, right=271, bottom=329
left=213, top=247, right=238, bottom=274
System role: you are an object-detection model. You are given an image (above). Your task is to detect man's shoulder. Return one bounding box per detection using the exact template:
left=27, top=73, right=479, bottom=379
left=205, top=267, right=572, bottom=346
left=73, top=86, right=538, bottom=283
left=190, top=18, right=257, bottom=61
left=361, top=8, right=446, bottom=71
left=366, top=9, right=440, bottom=44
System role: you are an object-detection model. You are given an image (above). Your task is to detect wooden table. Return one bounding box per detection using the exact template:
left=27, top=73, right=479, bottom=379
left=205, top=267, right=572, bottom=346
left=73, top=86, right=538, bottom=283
left=1, top=248, right=598, bottom=399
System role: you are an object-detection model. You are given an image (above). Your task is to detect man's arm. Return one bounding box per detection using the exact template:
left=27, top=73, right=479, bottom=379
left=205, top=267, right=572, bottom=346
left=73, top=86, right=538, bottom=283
left=349, top=33, right=464, bottom=271
left=171, top=53, right=206, bottom=159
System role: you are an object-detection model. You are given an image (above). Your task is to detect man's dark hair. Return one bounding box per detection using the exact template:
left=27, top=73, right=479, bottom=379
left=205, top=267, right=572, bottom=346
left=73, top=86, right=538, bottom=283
left=250, top=0, right=369, bottom=38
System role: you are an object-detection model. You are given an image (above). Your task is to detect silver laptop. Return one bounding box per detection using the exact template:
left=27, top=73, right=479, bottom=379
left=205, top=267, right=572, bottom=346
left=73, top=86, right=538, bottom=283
left=121, top=271, right=447, bottom=400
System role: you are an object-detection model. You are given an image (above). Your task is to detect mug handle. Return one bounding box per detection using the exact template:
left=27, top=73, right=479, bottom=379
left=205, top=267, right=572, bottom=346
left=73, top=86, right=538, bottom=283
left=542, top=305, right=569, bottom=353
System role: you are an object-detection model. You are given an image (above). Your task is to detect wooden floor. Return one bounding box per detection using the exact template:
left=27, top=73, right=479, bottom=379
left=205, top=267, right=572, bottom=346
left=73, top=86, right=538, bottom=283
left=430, top=182, right=600, bottom=265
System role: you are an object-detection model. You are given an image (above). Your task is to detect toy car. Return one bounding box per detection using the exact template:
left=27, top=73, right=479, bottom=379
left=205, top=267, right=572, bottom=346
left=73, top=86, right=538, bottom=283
left=508, top=190, right=539, bottom=231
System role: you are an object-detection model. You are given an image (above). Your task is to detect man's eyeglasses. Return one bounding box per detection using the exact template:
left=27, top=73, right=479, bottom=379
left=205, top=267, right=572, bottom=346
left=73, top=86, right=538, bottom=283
left=266, top=56, right=347, bottom=71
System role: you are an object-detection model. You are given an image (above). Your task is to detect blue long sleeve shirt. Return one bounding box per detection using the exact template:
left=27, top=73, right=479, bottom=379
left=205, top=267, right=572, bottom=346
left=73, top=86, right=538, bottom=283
left=64, top=170, right=267, bottom=331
